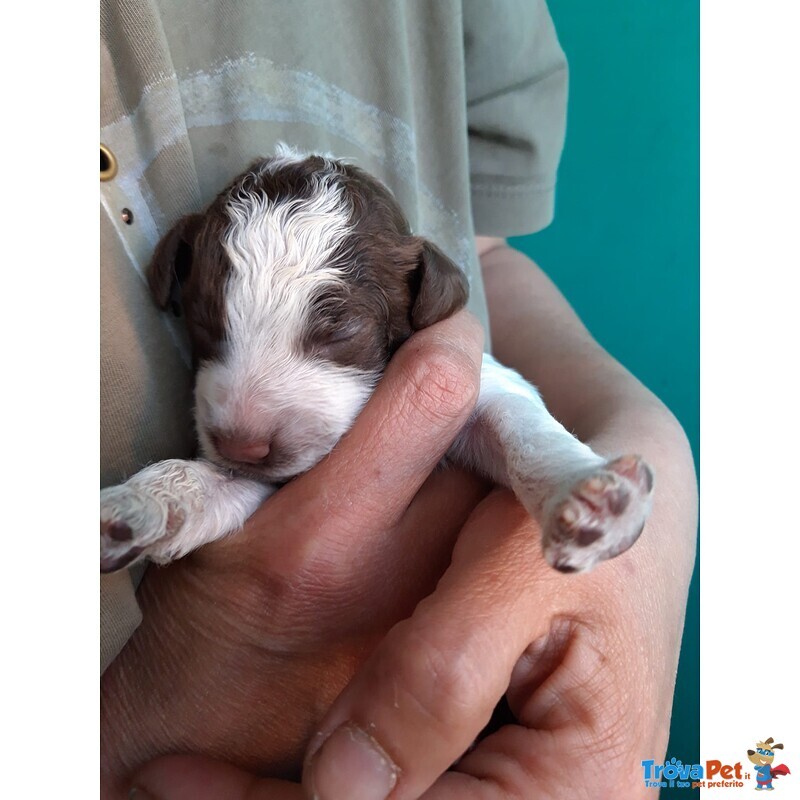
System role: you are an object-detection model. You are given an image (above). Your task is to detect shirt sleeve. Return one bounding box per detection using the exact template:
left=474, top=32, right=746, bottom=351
left=463, top=0, right=568, bottom=237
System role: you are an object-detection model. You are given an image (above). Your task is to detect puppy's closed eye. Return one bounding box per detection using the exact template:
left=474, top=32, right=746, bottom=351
left=308, top=316, right=367, bottom=352
left=307, top=316, right=386, bottom=370
left=320, top=319, right=366, bottom=345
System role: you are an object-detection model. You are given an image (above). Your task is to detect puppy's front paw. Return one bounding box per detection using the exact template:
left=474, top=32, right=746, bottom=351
left=542, top=455, right=654, bottom=574
left=100, top=485, right=178, bottom=572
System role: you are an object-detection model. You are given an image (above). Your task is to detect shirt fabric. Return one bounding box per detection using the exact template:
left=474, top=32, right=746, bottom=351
left=100, top=0, right=568, bottom=673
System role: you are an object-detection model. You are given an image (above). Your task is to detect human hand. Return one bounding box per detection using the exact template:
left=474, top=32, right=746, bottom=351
left=298, top=475, right=696, bottom=800
left=100, top=310, right=490, bottom=797
left=129, top=420, right=697, bottom=800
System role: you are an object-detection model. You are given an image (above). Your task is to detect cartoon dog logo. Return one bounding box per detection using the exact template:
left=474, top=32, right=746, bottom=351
left=747, top=738, right=791, bottom=791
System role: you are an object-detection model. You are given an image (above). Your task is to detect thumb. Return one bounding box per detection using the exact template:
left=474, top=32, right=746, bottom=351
left=130, top=754, right=303, bottom=800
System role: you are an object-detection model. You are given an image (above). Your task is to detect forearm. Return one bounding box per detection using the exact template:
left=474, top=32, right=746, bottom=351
left=479, top=240, right=698, bottom=780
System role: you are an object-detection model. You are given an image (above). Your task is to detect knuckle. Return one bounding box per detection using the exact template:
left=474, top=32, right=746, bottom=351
left=386, top=623, right=491, bottom=731
left=400, top=344, right=480, bottom=427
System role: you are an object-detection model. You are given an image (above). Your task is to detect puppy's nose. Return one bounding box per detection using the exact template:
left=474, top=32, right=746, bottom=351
left=214, top=436, right=271, bottom=464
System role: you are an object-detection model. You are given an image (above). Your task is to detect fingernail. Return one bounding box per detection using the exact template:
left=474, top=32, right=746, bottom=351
left=308, top=723, right=398, bottom=800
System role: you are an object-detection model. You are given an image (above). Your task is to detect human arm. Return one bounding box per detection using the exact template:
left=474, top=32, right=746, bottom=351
left=289, top=240, right=695, bottom=796
left=290, top=240, right=698, bottom=798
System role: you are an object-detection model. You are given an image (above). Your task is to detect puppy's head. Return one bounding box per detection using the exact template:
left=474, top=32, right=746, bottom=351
left=148, top=152, right=469, bottom=482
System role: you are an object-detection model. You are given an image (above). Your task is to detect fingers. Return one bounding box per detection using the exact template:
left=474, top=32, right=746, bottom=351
left=131, top=755, right=304, bottom=800
left=265, top=310, right=484, bottom=540
left=301, top=491, right=567, bottom=800
left=420, top=699, right=640, bottom=799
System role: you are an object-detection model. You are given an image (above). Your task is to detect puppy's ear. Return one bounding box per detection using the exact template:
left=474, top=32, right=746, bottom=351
left=147, top=214, right=202, bottom=316
left=409, top=239, right=469, bottom=330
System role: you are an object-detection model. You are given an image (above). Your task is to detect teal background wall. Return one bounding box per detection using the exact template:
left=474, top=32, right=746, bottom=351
left=509, top=3, right=699, bottom=797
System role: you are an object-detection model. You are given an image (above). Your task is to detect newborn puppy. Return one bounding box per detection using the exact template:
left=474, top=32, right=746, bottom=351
left=100, top=149, right=654, bottom=574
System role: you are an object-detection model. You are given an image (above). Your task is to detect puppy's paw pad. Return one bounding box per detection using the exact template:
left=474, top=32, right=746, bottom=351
left=100, top=489, right=167, bottom=573
left=606, top=454, right=654, bottom=494
left=545, top=455, right=654, bottom=574
left=102, top=519, right=133, bottom=542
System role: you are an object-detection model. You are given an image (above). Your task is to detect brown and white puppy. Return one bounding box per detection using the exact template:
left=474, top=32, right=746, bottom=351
left=100, top=148, right=654, bottom=575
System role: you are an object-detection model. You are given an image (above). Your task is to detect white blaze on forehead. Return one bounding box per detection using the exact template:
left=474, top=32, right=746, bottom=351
left=222, top=162, right=355, bottom=359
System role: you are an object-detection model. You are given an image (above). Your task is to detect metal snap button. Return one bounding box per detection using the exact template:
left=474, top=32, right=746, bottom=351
left=100, top=144, right=118, bottom=181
